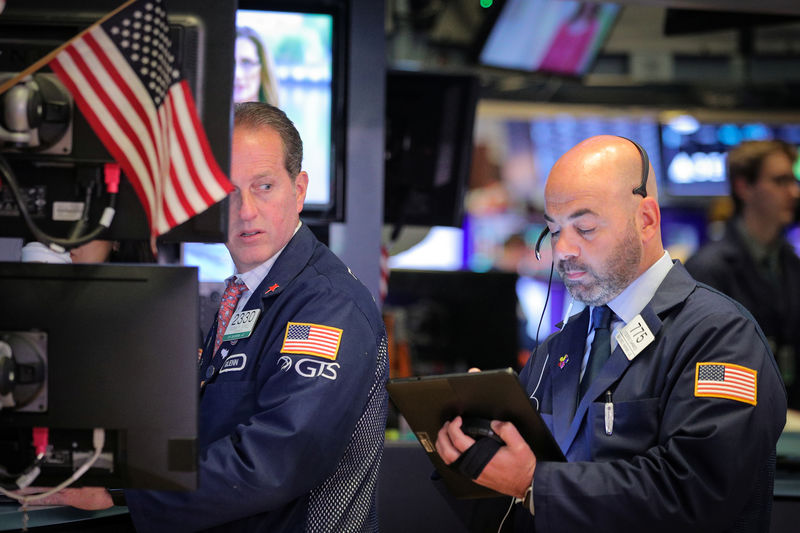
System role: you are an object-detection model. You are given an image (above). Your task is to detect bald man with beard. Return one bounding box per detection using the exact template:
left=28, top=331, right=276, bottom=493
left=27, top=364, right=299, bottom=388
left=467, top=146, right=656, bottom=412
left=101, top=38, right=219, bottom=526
left=436, top=135, right=786, bottom=532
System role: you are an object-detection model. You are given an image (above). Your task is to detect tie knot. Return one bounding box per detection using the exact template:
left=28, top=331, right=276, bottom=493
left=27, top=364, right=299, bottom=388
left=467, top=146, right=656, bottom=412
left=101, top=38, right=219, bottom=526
left=226, top=277, right=245, bottom=290
left=591, top=305, right=613, bottom=330
left=223, top=278, right=247, bottom=300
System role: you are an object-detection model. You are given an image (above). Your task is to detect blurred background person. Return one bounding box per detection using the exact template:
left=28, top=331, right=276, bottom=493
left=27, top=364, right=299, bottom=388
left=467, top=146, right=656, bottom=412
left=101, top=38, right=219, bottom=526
left=234, top=26, right=280, bottom=105
left=686, top=140, right=800, bottom=409
left=20, top=239, right=155, bottom=264
left=68, top=239, right=156, bottom=264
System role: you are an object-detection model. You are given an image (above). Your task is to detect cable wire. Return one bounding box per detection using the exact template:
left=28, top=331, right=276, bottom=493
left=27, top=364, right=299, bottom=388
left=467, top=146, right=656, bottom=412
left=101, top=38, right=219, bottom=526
left=0, top=154, right=117, bottom=250
left=0, top=428, right=105, bottom=506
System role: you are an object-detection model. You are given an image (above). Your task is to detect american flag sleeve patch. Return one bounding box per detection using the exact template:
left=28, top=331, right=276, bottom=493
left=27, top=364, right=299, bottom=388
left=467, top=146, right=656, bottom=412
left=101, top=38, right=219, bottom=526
left=281, top=322, right=343, bottom=360
left=694, top=362, right=757, bottom=405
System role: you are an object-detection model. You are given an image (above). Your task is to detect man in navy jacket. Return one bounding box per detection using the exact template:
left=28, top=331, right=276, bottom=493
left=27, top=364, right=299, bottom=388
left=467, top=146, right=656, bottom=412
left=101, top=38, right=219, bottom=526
left=45, top=103, right=389, bottom=532
left=436, top=135, right=786, bottom=532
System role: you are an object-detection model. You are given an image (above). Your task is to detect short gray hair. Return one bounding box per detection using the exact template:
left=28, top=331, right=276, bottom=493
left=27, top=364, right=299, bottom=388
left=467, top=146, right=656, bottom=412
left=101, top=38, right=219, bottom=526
left=233, top=102, right=303, bottom=178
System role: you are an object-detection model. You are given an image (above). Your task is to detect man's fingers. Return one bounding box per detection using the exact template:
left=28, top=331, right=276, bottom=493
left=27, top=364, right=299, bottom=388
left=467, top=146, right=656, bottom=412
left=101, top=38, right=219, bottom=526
left=445, top=416, right=476, bottom=453
left=436, top=416, right=477, bottom=464
left=491, top=420, right=526, bottom=449
left=436, top=421, right=460, bottom=464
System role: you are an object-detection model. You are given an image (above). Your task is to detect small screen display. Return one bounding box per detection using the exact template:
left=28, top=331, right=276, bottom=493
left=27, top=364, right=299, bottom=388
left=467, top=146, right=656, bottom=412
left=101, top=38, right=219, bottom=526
left=479, top=0, right=620, bottom=76
left=235, top=9, right=334, bottom=210
left=660, top=120, right=800, bottom=198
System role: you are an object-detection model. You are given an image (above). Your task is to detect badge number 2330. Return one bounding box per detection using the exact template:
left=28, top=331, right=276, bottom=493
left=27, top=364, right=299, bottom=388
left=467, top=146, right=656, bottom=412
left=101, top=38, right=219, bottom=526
left=223, top=309, right=261, bottom=341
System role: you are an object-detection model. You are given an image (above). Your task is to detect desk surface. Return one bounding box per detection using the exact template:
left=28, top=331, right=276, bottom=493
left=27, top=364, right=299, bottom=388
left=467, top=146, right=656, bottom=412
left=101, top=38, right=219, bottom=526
left=2, top=432, right=799, bottom=531
left=0, top=504, right=128, bottom=531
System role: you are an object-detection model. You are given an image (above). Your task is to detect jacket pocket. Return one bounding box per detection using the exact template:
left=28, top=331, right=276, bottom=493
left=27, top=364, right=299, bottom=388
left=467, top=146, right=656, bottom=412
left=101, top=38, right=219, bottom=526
left=588, top=397, right=660, bottom=461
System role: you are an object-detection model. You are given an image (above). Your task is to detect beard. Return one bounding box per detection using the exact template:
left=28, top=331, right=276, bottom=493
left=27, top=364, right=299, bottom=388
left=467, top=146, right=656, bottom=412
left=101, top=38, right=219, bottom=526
left=557, top=219, right=642, bottom=307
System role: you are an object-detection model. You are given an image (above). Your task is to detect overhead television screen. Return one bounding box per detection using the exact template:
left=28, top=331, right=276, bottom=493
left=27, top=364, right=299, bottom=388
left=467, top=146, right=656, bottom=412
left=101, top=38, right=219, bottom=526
left=660, top=118, right=800, bottom=199
left=479, top=0, right=620, bottom=76
left=235, top=4, right=343, bottom=221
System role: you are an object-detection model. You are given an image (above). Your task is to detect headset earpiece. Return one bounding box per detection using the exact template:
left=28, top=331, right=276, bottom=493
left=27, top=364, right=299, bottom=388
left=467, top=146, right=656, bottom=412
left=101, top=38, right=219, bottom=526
left=620, top=136, right=649, bottom=198
left=534, top=227, right=550, bottom=261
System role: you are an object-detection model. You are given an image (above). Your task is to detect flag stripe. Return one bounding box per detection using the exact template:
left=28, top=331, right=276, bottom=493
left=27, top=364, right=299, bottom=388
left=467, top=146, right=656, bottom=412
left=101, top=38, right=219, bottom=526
left=167, top=92, right=215, bottom=210
left=283, top=339, right=339, bottom=351
left=167, top=162, right=196, bottom=225
left=170, top=85, right=217, bottom=205
left=283, top=347, right=337, bottom=358
left=156, top=105, right=171, bottom=234
left=161, top=97, right=193, bottom=226
left=168, top=82, right=231, bottom=203
left=174, top=81, right=233, bottom=193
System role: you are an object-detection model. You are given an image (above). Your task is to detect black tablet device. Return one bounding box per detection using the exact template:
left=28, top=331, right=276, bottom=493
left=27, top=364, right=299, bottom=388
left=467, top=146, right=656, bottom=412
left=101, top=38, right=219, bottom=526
left=386, top=367, right=566, bottom=499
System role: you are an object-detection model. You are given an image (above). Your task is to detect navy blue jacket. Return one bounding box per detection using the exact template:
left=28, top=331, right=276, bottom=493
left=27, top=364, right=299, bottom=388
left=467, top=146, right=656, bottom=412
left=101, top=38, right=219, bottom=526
left=445, top=263, right=786, bottom=532
left=126, top=224, right=389, bottom=532
left=507, top=262, right=786, bottom=532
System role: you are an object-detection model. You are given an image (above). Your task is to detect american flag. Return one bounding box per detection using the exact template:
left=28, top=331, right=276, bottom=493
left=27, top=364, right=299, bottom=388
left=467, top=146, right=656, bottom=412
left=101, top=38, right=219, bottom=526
left=48, top=0, right=233, bottom=236
left=281, top=322, right=343, bottom=360
left=695, top=362, right=757, bottom=405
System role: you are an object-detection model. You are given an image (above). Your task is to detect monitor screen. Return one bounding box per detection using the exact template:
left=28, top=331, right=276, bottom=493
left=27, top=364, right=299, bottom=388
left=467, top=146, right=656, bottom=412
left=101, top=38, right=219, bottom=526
left=660, top=117, right=800, bottom=199
left=0, top=262, right=199, bottom=490
left=387, top=226, right=465, bottom=272
left=384, top=70, right=479, bottom=227
left=479, top=0, right=620, bottom=76
left=383, top=270, right=519, bottom=374
left=0, top=0, right=236, bottom=243
left=236, top=1, right=345, bottom=222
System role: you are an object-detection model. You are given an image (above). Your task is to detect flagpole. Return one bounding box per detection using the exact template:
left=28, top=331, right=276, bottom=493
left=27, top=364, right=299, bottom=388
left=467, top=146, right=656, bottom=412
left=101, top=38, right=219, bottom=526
left=0, top=0, right=138, bottom=96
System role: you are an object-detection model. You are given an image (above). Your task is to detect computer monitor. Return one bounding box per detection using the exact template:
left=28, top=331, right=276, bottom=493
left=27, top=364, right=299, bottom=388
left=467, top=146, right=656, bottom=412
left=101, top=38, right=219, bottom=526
left=383, top=270, right=519, bottom=374
left=0, top=0, right=236, bottom=243
left=236, top=0, right=347, bottom=223
left=384, top=70, right=479, bottom=228
left=0, top=262, right=199, bottom=490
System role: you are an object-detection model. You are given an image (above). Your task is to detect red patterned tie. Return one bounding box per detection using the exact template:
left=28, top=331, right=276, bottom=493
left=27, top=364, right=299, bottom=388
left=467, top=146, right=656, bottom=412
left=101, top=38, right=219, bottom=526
left=213, top=278, right=247, bottom=357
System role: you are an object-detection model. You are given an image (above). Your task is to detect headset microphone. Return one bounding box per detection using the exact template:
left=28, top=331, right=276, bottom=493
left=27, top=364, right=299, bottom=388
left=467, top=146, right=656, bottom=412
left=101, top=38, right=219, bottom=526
left=534, top=227, right=549, bottom=261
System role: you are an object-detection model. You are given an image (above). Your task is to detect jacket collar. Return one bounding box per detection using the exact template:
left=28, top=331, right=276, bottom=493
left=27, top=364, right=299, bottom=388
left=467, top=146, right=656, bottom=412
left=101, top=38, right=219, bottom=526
left=551, top=261, right=697, bottom=453
left=246, top=223, right=317, bottom=303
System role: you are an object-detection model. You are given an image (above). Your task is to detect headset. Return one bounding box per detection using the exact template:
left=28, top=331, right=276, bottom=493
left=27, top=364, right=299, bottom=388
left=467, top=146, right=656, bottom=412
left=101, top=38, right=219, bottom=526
left=528, top=137, right=651, bottom=399
left=534, top=136, right=650, bottom=261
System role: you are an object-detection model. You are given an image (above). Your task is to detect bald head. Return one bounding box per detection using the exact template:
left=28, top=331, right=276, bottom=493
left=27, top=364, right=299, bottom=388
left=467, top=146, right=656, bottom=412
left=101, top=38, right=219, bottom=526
left=547, top=135, right=658, bottom=210
left=543, top=135, right=664, bottom=305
